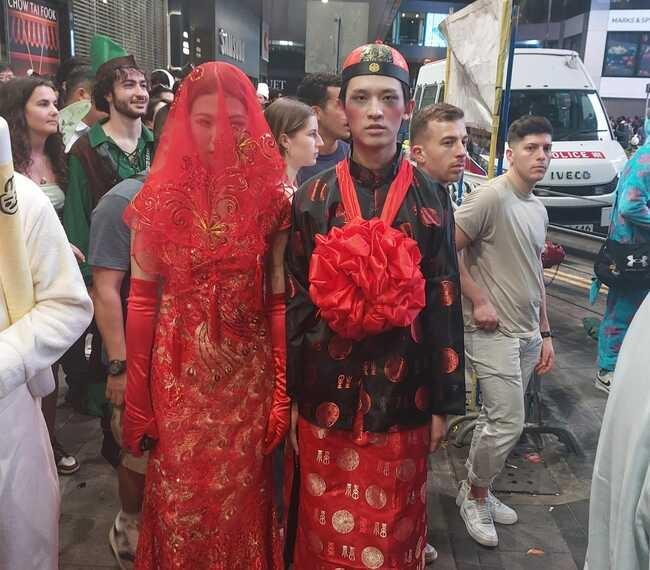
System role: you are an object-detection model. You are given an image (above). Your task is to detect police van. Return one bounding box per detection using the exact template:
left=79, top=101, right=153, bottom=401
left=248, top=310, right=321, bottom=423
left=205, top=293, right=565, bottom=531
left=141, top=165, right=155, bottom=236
left=414, top=49, right=628, bottom=234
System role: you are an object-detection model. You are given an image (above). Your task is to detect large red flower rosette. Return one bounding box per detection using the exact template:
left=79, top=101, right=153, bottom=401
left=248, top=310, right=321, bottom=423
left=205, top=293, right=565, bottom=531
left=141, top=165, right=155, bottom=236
left=309, top=217, right=426, bottom=341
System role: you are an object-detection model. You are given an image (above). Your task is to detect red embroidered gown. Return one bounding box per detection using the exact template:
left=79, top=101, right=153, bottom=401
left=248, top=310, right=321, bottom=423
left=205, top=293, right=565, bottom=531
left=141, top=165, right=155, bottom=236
left=124, top=63, right=289, bottom=569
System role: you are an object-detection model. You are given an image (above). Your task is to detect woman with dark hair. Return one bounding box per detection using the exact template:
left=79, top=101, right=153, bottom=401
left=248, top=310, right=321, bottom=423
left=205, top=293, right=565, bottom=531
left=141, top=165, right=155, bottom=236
left=0, top=76, right=81, bottom=475
left=0, top=77, right=68, bottom=214
left=122, top=62, right=291, bottom=568
left=264, top=97, right=323, bottom=186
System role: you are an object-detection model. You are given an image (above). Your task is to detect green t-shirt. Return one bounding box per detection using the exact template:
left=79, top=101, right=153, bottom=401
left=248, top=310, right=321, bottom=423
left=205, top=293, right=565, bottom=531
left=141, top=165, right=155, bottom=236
left=63, top=120, right=153, bottom=284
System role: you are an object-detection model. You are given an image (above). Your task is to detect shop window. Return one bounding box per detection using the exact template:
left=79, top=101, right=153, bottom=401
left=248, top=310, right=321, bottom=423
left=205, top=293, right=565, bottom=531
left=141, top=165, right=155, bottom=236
left=639, top=34, right=650, bottom=78
left=424, top=13, right=447, bottom=48
left=603, top=31, right=650, bottom=78
left=562, top=34, right=582, bottom=57
left=398, top=12, right=423, bottom=46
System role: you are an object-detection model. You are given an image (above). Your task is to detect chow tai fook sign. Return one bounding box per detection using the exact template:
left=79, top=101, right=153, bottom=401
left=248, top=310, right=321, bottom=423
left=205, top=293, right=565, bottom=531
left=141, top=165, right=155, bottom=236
left=5, top=0, right=61, bottom=76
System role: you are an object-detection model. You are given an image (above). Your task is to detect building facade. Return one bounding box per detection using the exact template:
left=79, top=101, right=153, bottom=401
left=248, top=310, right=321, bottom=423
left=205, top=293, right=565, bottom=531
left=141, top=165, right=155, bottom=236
left=266, top=0, right=398, bottom=96
left=167, top=0, right=266, bottom=81
left=385, top=0, right=470, bottom=83
left=583, top=0, right=649, bottom=117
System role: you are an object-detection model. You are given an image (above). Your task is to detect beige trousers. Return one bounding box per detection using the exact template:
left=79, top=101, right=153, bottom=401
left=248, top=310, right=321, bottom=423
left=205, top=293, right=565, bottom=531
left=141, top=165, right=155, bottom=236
left=464, top=329, right=542, bottom=488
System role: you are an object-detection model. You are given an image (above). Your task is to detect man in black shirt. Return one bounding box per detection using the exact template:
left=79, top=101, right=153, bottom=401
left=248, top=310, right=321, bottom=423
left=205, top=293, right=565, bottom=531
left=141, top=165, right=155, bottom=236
left=286, top=42, right=465, bottom=569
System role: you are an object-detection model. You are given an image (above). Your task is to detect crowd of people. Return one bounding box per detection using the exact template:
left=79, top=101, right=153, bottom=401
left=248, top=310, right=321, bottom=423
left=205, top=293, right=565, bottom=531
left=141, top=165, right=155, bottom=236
left=610, top=114, right=646, bottom=151
left=1, top=33, right=649, bottom=570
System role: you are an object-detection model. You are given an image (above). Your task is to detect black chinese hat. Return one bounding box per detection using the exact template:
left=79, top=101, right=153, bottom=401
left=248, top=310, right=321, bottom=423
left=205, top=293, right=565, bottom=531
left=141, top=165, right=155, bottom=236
left=341, top=42, right=410, bottom=87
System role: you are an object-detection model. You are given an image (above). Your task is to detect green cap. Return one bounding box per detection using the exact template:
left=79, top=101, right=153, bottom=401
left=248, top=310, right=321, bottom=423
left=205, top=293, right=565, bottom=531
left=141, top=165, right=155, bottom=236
left=90, top=34, right=132, bottom=74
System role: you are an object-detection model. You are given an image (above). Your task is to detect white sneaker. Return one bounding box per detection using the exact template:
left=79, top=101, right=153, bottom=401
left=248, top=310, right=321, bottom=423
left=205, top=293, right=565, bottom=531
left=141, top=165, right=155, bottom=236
left=424, top=543, right=438, bottom=564
left=456, top=480, right=518, bottom=525
left=594, top=369, right=613, bottom=394
left=459, top=495, right=498, bottom=547
left=109, top=511, right=139, bottom=570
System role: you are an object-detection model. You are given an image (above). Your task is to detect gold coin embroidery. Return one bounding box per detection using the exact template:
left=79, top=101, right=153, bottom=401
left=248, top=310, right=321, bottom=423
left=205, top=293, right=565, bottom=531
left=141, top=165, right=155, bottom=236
left=332, top=510, right=355, bottom=534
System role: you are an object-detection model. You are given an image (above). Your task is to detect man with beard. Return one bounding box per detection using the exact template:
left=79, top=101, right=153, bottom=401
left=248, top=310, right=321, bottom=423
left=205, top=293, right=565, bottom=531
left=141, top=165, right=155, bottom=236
left=281, top=42, right=465, bottom=569
left=63, top=35, right=153, bottom=291
left=63, top=35, right=153, bottom=471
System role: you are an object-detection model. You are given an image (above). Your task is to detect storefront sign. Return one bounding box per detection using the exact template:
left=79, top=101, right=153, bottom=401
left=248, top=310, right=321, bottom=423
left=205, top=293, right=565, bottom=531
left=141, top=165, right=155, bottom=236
left=269, top=79, right=287, bottom=91
left=5, top=0, right=61, bottom=76
left=218, top=28, right=245, bottom=63
left=608, top=10, right=650, bottom=32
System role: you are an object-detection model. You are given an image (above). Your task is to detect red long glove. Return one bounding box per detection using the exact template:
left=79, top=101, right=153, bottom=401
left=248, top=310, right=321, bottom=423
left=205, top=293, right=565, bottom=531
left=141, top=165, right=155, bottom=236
left=123, top=278, right=159, bottom=456
left=263, top=292, right=290, bottom=454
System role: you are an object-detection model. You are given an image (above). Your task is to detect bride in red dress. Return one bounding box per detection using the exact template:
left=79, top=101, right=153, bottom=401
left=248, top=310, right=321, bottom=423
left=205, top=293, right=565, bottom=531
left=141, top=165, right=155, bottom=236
left=121, top=62, right=291, bottom=569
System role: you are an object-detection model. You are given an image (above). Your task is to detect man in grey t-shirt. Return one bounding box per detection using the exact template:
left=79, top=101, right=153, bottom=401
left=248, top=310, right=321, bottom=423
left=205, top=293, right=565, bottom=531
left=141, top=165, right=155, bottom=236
left=453, top=116, right=556, bottom=548
left=88, top=176, right=146, bottom=567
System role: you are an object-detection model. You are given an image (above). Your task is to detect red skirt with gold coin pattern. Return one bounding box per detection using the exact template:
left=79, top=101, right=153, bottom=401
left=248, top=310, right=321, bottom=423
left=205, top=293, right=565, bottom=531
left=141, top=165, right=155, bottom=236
left=293, top=416, right=430, bottom=569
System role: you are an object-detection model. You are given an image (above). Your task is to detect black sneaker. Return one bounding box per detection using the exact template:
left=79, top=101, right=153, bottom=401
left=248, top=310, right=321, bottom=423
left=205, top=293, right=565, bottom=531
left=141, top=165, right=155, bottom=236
left=52, top=438, right=80, bottom=475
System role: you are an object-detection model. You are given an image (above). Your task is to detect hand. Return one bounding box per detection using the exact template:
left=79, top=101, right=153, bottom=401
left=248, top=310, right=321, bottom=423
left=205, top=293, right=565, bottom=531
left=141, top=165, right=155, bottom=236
left=70, top=243, right=85, bottom=263
left=105, top=372, right=126, bottom=406
left=289, top=401, right=299, bottom=456
left=535, top=337, right=555, bottom=375
left=430, top=414, right=447, bottom=453
left=473, top=299, right=499, bottom=331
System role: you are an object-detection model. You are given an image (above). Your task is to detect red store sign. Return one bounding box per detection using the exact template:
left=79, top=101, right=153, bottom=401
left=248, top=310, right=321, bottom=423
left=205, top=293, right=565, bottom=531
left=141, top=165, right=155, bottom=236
left=6, top=0, right=61, bottom=76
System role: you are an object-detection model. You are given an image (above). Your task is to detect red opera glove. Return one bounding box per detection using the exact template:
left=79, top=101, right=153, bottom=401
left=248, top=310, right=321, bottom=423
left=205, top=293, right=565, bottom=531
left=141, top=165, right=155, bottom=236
left=263, top=292, right=290, bottom=454
left=123, top=278, right=159, bottom=456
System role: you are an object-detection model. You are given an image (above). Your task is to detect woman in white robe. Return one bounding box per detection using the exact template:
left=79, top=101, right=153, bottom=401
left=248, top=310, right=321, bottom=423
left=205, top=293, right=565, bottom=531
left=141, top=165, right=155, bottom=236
left=586, top=292, right=650, bottom=570
left=0, top=172, right=93, bottom=570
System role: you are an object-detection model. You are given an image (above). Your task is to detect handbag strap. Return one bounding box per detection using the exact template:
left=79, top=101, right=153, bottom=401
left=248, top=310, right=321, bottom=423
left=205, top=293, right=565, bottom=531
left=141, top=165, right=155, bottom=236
left=336, top=158, right=414, bottom=225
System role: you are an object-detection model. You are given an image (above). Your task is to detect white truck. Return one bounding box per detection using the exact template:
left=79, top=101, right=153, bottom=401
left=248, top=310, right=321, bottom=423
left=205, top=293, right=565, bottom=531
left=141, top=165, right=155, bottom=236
left=414, top=48, right=628, bottom=234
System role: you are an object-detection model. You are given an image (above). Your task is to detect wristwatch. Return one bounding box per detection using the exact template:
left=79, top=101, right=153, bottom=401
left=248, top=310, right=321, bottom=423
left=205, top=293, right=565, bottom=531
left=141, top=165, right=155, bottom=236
left=540, top=331, right=553, bottom=339
left=107, top=359, right=127, bottom=376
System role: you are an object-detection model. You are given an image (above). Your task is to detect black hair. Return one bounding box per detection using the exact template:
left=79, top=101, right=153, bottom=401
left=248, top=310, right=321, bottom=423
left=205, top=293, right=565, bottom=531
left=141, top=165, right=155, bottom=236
left=64, top=65, right=94, bottom=105
left=297, top=73, right=341, bottom=108
left=507, top=115, right=553, bottom=145
left=55, top=56, right=89, bottom=87
left=0, top=77, right=67, bottom=188
left=152, top=103, right=170, bottom=157
left=151, top=69, right=173, bottom=89
left=93, top=65, right=146, bottom=114
left=149, top=84, right=173, bottom=100
left=0, top=61, right=14, bottom=74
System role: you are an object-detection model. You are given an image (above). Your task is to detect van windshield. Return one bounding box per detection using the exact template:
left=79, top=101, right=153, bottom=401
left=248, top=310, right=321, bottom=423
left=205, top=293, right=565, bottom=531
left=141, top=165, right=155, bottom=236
left=508, top=90, right=611, bottom=141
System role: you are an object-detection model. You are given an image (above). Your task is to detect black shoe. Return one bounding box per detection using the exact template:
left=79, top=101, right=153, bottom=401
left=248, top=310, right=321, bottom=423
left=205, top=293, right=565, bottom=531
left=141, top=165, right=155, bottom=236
left=52, top=438, right=80, bottom=475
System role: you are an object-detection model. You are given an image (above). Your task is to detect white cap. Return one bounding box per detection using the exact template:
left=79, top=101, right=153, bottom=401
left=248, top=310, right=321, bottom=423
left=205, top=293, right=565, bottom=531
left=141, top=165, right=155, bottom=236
left=256, top=82, right=269, bottom=100
left=0, top=116, right=13, bottom=165
left=152, top=69, right=175, bottom=89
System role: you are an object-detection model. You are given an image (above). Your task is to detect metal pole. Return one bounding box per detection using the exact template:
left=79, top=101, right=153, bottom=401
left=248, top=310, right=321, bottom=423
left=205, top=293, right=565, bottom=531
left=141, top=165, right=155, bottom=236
left=335, top=17, right=342, bottom=74
left=497, top=5, right=519, bottom=176
left=443, top=8, right=453, bottom=102
left=487, top=0, right=513, bottom=179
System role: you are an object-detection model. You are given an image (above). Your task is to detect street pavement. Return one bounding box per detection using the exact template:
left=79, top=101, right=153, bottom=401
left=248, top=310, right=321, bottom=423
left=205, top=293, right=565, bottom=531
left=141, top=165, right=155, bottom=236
left=56, top=240, right=608, bottom=570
